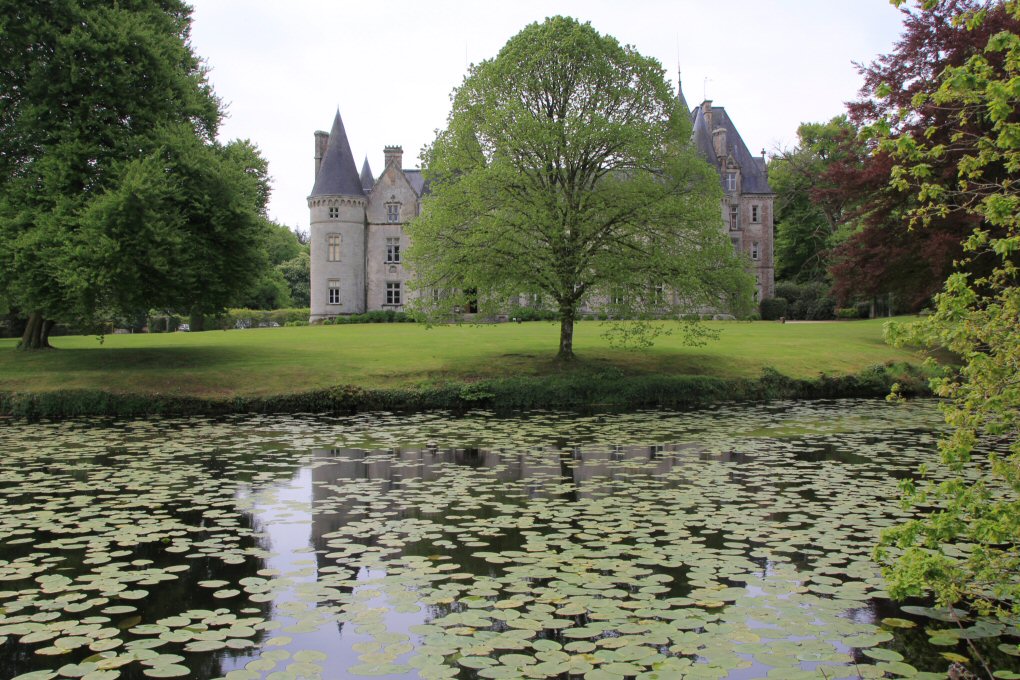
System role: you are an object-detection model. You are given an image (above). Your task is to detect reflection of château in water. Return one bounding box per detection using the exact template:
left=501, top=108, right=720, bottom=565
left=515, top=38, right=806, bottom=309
left=308, top=441, right=746, bottom=552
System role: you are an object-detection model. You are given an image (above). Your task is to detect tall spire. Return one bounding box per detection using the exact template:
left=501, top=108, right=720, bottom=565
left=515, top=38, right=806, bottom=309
left=309, top=110, right=363, bottom=197
left=360, top=156, right=375, bottom=192
left=677, top=71, right=691, bottom=119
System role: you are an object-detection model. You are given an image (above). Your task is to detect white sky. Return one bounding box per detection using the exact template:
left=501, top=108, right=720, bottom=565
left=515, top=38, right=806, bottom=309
left=186, top=0, right=908, bottom=232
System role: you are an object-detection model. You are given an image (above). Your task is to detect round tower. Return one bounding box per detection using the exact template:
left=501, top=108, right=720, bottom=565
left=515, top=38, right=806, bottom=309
left=308, top=110, right=367, bottom=321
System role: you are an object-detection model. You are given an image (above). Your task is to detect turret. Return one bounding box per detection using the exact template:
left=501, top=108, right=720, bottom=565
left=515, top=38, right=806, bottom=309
left=308, top=109, right=368, bottom=321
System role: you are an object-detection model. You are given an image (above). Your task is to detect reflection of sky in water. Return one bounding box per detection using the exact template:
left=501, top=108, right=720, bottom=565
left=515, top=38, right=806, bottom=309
left=225, top=467, right=427, bottom=679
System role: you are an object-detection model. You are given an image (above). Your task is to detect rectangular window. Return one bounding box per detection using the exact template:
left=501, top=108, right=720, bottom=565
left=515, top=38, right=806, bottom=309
left=328, top=206, right=339, bottom=219
left=327, top=279, right=340, bottom=305
left=725, top=172, right=737, bottom=192
left=385, top=237, right=401, bottom=263
left=327, top=233, right=341, bottom=261
left=729, top=205, right=739, bottom=230
left=611, top=290, right=626, bottom=306
left=751, top=205, right=761, bottom=223
left=751, top=241, right=760, bottom=260
left=386, top=281, right=402, bottom=305
left=386, top=203, right=400, bottom=223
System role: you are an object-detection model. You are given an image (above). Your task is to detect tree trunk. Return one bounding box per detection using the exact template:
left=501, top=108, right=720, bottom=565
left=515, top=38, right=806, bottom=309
left=557, top=305, right=575, bottom=361
left=18, top=311, right=52, bottom=350
left=190, top=308, right=205, bottom=332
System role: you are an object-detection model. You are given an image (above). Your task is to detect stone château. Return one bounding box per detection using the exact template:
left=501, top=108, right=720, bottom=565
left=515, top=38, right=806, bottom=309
left=308, top=84, right=774, bottom=322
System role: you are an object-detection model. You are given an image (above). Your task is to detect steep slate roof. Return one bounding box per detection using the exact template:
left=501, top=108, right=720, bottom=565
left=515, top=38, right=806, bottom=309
left=691, top=104, right=773, bottom=195
left=403, top=169, right=428, bottom=196
left=677, top=76, right=692, bottom=120
left=310, top=110, right=364, bottom=197
left=360, top=157, right=375, bottom=193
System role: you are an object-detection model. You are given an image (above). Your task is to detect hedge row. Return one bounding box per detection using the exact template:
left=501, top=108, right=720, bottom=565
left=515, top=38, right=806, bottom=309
left=0, top=362, right=934, bottom=420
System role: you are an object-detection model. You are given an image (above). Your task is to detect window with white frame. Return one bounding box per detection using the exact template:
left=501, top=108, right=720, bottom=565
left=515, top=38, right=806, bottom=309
left=611, top=290, right=626, bottom=306
left=385, top=281, right=402, bottom=305
left=725, top=172, right=737, bottom=192
left=327, top=233, right=341, bottom=261
left=751, top=241, right=760, bottom=260
left=751, top=205, right=761, bottom=223
left=385, top=237, right=400, bottom=263
left=386, top=203, right=400, bottom=223
left=652, top=283, right=666, bottom=304
left=327, top=279, right=340, bottom=305
left=729, top=205, right=739, bottom=230
left=328, top=206, right=339, bottom=219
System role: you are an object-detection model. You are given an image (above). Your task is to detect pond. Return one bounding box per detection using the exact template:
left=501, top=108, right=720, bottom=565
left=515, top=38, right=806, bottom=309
left=1, top=400, right=1018, bottom=680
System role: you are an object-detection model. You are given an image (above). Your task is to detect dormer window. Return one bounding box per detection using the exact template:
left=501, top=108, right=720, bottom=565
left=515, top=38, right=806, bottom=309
left=725, top=172, right=737, bottom=192
left=386, top=203, right=400, bottom=223
left=328, top=206, right=339, bottom=219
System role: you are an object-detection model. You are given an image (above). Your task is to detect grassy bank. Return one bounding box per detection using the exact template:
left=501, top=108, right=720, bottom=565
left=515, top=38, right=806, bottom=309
left=0, top=318, right=931, bottom=417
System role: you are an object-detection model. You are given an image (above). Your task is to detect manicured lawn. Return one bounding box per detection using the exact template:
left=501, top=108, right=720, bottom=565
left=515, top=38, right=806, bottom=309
left=0, top=318, right=923, bottom=398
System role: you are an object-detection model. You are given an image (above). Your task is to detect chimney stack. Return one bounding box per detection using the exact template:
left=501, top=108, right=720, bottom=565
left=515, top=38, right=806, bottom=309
left=314, top=130, right=329, bottom=178
left=384, top=145, right=403, bottom=170
left=701, top=100, right=713, bottom=130
left=712, top=127, right=727, bottom=159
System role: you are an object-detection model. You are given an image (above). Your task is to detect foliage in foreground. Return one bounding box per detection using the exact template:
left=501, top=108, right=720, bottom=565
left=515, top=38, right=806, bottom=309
left=0, top=1, right=285, bottom=347
left=877, top=0, right=1020, bottom=626
left=408, top=17, right=751, bottom=360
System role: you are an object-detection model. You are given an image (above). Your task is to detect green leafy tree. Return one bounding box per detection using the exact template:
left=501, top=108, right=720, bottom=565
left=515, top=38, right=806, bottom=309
left=770, top=116, right=862, bottom=283
left=407, top=17, right=751, bottom=360
left=877, top=0, right=1020, bottom=630
left=0, top=1, right=275, bottom=344
left=78, top=131, right=274, bottom=328
left=278, top=251, right=311, bottom=308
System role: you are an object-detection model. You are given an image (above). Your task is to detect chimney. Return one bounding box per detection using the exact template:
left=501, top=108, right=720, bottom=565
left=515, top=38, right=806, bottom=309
left=712, top=127, right=727, bottom=158
left=384, top=145, right=403, bottom=170
left=314, top=130, right=329, bottom=178
left=701, top=100, right=713, bottom=130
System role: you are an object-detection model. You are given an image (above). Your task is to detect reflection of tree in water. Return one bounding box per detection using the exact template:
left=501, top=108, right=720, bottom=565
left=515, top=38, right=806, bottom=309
left=0, top=430, right=290, bottom=680
left=307, top=443, right=700, bottom=647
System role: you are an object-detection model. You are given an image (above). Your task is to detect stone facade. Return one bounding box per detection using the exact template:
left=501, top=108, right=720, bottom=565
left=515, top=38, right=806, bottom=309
left=686, top=90, right=776, bottom=302
left=308, top=91, right=774, bottom=321
left=308, top=112, right=424, bottom=322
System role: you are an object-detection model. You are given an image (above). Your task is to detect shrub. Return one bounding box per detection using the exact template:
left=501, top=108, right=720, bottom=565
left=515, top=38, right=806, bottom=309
left=773, top=281, right=836, bottom=320
left=323, top=311, right=414, bottom=325
left=759, top=297, right=788, bottom=320
left=508, top=307, right=558, bottom=322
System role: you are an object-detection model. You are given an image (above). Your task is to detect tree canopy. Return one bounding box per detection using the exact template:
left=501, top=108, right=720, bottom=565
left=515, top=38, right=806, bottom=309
left=822, top=0, right=1018, bottom=312
left=876, top=0, right=1020, bottom=632
left=407, top=17, right=751, bottom=360
left=0, top=0, right=280, bottom=345
left=770, top=116, right=861, bottom=284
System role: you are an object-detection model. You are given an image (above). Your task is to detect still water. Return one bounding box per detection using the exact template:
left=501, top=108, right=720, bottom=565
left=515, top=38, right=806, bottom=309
left=1, top=400, right=1017, bottom=679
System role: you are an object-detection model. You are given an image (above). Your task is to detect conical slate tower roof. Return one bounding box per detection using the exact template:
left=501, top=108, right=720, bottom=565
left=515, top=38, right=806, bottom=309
left=360, top=157, right=375, bottom=193
left=677, top=73, right=692, bottom=121
left=310, top=110, right=363, bottom=197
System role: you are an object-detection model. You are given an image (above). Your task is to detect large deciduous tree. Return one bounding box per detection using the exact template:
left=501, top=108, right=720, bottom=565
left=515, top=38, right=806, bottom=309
left=407, top=17, right=751, bottom=360
left=0, top=0, right=275, bottom=346
left=770, top=116, right=862, bottom=283
left=825, top=0, right=1017, bottom=313
left=876, top=0, right=1020, bottom=638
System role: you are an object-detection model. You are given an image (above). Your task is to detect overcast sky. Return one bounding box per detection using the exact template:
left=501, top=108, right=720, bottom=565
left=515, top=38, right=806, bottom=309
left=186, top=0, right=908, bottom=232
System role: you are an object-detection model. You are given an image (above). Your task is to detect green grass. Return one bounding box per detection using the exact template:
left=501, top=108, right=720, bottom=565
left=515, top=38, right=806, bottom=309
left=0, top=318, right=923, bottom=399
